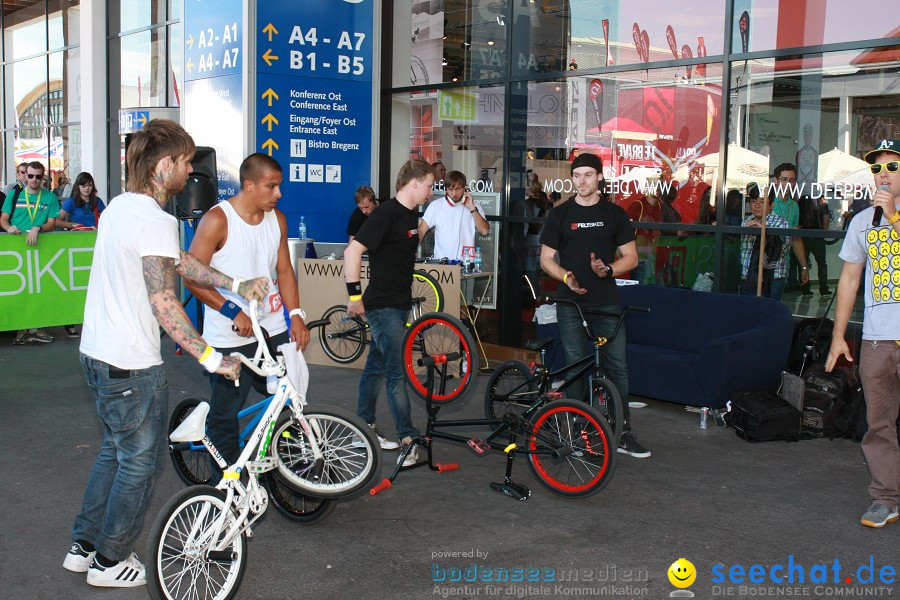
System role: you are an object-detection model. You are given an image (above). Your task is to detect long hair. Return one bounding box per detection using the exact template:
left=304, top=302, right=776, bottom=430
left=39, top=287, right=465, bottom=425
left=72, top=172, right=98, bottom=210
left=125, top=119, right=195, bottom=194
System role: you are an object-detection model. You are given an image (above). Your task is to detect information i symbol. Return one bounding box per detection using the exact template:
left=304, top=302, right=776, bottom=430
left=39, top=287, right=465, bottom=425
left=289, top=164, right=306, bottom=182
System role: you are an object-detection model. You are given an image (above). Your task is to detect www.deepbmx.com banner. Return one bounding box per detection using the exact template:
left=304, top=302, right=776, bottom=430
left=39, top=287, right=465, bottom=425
left=0, top=231, right=95, bottom=331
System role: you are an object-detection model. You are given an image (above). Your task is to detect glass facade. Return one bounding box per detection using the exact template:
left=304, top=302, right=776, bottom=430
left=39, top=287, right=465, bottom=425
left=1, top=0, right=80, bottom=193
left=383, top=0, right=900, bottom=346
left=106, top=0, right=181, bottom=196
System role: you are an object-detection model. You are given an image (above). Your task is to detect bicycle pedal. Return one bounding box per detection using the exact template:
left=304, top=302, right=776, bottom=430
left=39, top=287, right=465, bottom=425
left=466, top=437, right=491, bottom=456
left=489, top=481, right=531, bottom=501
left=246, top=457, right=278, bottom=474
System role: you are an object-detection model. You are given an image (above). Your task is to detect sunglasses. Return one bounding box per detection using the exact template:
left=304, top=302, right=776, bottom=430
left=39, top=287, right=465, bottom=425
left=27, top=173, right=44, bottom=180
left=870, top=161, right=900, bottom=175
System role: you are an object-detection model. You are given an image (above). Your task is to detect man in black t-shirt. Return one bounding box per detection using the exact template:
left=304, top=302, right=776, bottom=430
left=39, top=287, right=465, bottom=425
left=539, top=152, right=650, bottom=458
left=344, top=160, right=434, bottom=466
left=346, top=185, right=379, bottom=242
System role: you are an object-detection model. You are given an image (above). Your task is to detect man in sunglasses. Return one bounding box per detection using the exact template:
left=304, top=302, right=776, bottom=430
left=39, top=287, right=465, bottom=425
left=1, top=161, right=60, bottom=344
left=826, top=138, right=900, bottom=530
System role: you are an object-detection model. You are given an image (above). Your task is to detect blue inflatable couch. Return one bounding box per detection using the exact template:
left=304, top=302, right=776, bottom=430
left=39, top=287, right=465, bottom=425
left=617, top=285, right=794, bottom=409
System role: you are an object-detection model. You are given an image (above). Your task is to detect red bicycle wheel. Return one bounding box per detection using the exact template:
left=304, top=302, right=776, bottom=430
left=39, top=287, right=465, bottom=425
left=527, top=399, right=615, bottom=497
left=402, top=312, right=479, bottom=404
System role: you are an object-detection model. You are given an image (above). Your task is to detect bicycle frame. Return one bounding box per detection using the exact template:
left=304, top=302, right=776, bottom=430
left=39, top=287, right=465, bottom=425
left=180, top=300, right=328, bottom=552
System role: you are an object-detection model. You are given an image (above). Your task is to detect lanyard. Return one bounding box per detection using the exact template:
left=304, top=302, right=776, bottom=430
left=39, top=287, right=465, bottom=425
left=23, top=190, right=42, bottom=223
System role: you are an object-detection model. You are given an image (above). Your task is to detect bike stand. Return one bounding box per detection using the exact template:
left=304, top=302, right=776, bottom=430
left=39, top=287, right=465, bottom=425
left=489, top=447, right=531, bottom=501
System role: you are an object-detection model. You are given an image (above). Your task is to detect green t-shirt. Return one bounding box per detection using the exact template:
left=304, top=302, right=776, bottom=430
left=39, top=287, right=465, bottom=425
left=2, top=188, right=60, bottom=230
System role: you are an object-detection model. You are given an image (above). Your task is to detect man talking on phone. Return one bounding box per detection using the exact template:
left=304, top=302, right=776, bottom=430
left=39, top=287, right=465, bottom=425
left=418, top=170, right=489, bottom=261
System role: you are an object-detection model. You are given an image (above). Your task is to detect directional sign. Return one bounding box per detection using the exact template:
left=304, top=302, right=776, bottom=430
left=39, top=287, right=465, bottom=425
left=256, top=0, right=374, bottom=243
left=438, top=90, right=476, bottom=122
left=118, top=110, right=150, bottom=133
left=184, top=0, right=242, bottom=82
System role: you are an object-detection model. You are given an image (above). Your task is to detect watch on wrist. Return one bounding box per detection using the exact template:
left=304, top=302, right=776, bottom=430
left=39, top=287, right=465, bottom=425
left=289, top=308, right=306, bottom=320
left=606, top=264, right=614, bottom=278
left=889, top=211, right=900, bottom=225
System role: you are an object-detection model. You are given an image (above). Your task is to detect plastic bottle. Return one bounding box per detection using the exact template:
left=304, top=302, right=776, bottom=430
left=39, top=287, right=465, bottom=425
left=298, top=216, right=307, bottom=240
left=474, top=247, right=482, bottom=273
left=462, top=251, right=471, bottom=274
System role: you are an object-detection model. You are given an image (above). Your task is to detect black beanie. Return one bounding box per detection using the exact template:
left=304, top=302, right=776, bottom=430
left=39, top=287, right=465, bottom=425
left=570, top=152, right=603, bottom=174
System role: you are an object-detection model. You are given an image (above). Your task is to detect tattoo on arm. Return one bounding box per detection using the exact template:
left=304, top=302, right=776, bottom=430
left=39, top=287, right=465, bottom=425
left=143, top=255, right=207, bottom=358
left=177, top=250, right=232, bottom=289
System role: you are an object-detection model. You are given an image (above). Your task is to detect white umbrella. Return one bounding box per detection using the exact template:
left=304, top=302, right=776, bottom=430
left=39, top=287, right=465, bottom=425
left=675, top=144, right=769, bottom=190
left=822, top=167, right=874, bottom=190
left=818, top=148, right=868, bottom=182
left=616, top=166, right=661, bottom=184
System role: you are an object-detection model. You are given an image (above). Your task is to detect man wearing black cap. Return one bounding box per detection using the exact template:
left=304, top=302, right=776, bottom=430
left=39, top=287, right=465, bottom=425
left=539, top=152, right=649, bottom=458
left=826, top=138, right=900, bottom=529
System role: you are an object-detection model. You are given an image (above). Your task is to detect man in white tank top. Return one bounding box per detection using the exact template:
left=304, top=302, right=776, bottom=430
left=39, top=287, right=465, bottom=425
left=186, top=153, right=310, bottom=481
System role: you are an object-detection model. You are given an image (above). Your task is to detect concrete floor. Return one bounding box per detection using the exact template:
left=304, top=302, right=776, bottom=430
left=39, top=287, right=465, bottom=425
left=0, top=328, right=895, bottom=600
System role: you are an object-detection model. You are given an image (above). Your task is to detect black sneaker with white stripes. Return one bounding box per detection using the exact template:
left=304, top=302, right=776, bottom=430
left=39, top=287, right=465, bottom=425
left=85, top=552, right=146, bottom=588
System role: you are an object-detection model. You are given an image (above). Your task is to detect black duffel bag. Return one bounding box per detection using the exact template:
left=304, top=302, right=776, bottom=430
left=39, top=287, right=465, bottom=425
left=726, top=389, right=802, bottom=442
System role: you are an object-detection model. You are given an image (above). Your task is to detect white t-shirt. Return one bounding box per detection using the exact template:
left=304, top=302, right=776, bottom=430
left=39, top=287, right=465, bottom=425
left=838, top=204, right=900, bottom=340
left=421, top=197, right=485, bottom=260
left=80, top=192, right=181, bottom=369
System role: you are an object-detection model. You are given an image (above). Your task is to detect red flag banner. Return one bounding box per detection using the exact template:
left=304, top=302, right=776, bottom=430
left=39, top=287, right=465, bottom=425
left=682, top=44, right=693, bottom=78
left=665, top=25, right=679, bottom=59
left=739, top=10, right=750, bottom=53
left=696, top=36, right=707, bottom=77
left=602, top=19, right=613, bottom=65
left=640, top=30, right=650, bottom=63
left=632, top=23, right=643, bottom=62
left=589, top=79, right=604, bottom=127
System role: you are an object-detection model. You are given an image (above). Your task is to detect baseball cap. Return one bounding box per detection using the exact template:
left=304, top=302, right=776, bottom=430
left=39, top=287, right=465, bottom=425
left=570, top=152, right=603, bottom=174
left=864, top=139, right=900, bottom=164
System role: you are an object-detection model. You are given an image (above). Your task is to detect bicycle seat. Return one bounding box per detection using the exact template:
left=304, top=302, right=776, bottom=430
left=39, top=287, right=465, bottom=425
left=526, top=338, right=554, bottom=352
left=170, top=402, right=210, bottom=443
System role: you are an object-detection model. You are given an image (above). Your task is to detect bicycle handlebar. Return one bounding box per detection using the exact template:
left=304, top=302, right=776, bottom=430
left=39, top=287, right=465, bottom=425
left=542, top=296, right=649, bottom=343
left=228, top=299, right=280, bottom=378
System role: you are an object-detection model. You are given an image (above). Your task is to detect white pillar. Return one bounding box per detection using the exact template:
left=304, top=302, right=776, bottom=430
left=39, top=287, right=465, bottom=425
left=79, top=0, right=108, bottom=196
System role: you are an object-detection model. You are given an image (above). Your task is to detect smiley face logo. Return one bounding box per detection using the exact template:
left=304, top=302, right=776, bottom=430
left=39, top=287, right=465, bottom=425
left=868, top=245, right=879, bottom=259
left=880, top=256, right=890, bottom=271
left=867, top=230, right=878, bottom=244
left=873, top=273, right=882, bottom=287
left=668, top=558, right=697, bottom=588
left=879, top=228, right=890, bottom=242
left=892, top=228, right=899, bottom=241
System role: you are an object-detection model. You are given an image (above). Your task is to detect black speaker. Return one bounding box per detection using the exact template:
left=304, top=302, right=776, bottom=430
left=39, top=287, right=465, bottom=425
left=173, top=146, right=218, bottom=220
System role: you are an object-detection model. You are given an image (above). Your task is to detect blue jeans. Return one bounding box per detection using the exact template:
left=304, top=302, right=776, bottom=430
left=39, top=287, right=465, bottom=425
left=72, top=354, right=168, bottom=561
left=555, top=303, right=632, bottom=431
left=357, top=307, right=420, bottom=440
left=740, top=276, right=786, bottom=300
left=207, top=330, right=289, bottom=483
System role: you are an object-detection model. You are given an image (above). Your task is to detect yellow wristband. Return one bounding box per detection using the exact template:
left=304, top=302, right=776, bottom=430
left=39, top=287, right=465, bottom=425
left=889, top=211, right=900, bottom=225
left=562, top=273, right=569, bottom=284
left=349, top=294, right=363, bottom=301
left=200, top=345, right=214, bottom=362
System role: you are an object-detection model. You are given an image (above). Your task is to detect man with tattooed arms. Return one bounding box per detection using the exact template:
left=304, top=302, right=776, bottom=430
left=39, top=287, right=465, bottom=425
left=62, top=120, right=269, bottom=589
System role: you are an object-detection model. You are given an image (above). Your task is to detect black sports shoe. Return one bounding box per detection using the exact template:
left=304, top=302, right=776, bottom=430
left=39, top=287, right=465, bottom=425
left=617, top=432, right=651, bottom=458
left=64, top=325, right=80, bottom=338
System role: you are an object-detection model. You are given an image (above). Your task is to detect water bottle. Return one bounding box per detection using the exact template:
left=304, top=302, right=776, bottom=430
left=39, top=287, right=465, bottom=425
left=474, top=247, right=482, bottom=273
left=462, top=252, right=471, bottom=274
left=298, top=216, right=307, bottom=240
left=266, top=374, right=279, bottom=394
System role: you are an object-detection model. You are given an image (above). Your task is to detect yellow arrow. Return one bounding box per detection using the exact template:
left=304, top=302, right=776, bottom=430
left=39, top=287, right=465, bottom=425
left=186, top=33, right=194, bottom=49
left=262, top=23, right=278, bottom=42
left=261, top=88, right=279, bottom=106
left=261, top=113, right=278, bottom=132
left=261, top=139, right=279, bottom=156
left=186, top=57, right=194, bottom=73
left=136, top=114, right=147, bottom=126
left=262, top=48, right=279, bottom=67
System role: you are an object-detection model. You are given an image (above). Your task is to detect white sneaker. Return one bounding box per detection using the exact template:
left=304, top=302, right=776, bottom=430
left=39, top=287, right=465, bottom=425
left=86, top=552, right=146, bottom=588
left=398, top=439, right=419, bottom=467
left=63, top=542, right=96, bottom=573
left=369, top=423, right=400, bottom=450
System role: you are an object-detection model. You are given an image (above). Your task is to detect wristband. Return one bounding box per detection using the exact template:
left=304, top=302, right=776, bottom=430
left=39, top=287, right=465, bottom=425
left=800, top=266, right=809, bottom=270
left=562, top=272, right=569, bottom=284
left=289, top=308, right=307, bottom=320
left=607, top=264, right=614, bottom=278
left=889, top=211, right=900, bottom=225
left=470, top=208, right=477, bottom=214
left=349, top=294, right=363, bottom=301
left=230, top=276, right=243, bottom=294
left=199, top=345, right=224, bottom=373
left=219, top=300, right=242, bottom=320
left=346, top=281, right=362, bottom=296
